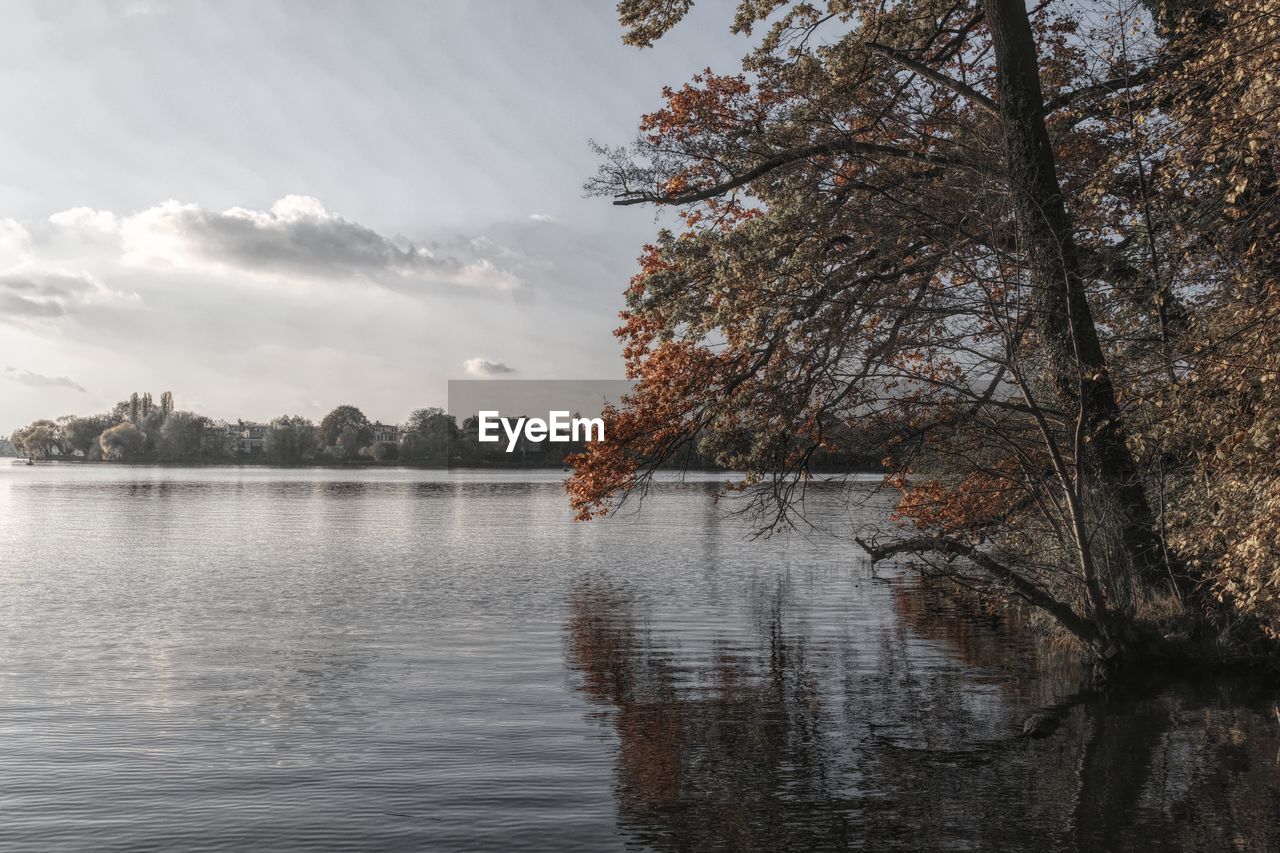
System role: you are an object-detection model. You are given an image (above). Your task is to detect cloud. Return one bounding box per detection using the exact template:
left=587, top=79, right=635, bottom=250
left=48, top=207, right=120, bottom=236
left=463, top=358, right=516, bottom=377
left=0, top=218, right=30, bottom=255
left=3, top=367, right=87, bottom=393
left=121, top=1, right=163, bottom=16
left=48, top=195, right=520, bottom=291
left=0, top=197, right=527, bottom=334
left=0, top=265, right=119, bottom=322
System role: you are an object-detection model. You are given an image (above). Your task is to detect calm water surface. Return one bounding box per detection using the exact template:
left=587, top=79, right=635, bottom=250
left=0, top=465, right=1276, bottom=851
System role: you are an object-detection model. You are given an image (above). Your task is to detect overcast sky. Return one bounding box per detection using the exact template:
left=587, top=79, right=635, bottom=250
left=0, top=0, right=747, bottom=431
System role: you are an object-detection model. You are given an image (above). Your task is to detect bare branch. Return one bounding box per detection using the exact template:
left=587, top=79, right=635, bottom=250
left=613, top=140, right=977, bottom=206
left=866, top=41, right=1000, bottom=116
left=855, top=534, right=1104, bottom=647
left=1044, top=65, right=1162, bottom=112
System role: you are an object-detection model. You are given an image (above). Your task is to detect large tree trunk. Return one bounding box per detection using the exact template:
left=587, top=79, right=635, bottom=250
left=980, top=0, right=1178, bottom=601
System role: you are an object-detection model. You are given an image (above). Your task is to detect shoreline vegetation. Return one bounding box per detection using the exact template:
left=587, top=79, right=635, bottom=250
left=2, top=395, right=571, bottom=468
left=0, top=392, right=888, bottom=472
left=563, top=0, right=1280, bottom=681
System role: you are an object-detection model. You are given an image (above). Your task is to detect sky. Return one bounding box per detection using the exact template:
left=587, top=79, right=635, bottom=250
left=0, top=0, right=749, bottom=431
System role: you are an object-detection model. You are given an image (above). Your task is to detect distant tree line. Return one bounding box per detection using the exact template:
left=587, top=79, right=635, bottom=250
left=7, top=394, right=459, bottom=465
left=8, top=392, right=891, bottom=470
left=6, top=396, right=636, bottom=468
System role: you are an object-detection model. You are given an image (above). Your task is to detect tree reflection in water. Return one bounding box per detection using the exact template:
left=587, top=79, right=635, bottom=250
left=565, top=578, right=1280, bottom=852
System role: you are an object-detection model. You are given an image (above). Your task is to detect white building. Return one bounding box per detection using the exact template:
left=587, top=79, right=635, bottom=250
left=233, top=423, right=268, bottom=454
left=371, top=422, right=400, bottom=445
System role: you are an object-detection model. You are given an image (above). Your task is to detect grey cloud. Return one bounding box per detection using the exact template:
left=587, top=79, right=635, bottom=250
left=3, top=367, right=87, bottom=392
left=1, top=292, right=67, bottom=318
left=0, top=268, right=103, bottom=321
left=114, top=196, right=520, bottom=291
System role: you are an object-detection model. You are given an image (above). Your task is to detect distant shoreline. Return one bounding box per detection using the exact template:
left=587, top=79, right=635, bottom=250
left=4, top=457, right=885, bottom=475
left=6, top=457, right=573, bottom=470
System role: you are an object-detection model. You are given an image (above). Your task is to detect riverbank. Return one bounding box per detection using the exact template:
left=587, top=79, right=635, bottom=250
left=6, top=456, right=887, bottom=474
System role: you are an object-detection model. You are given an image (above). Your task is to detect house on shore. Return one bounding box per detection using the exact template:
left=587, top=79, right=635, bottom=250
left=232, top=422, right=268, bottom=454
left=212, top=418, right=402, bottom=456
left=371, top=422, right=400, bottom=446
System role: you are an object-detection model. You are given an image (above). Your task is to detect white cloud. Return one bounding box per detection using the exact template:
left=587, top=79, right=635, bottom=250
left=3, top=367, right=86, bottom=392
left=463, top=358, right=516, bottom=377
left=0, top=218, right=31, bottom=256
left=48, top=207, right=120, bottom=236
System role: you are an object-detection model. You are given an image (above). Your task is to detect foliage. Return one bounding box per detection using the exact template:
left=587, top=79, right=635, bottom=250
left=366, top=441, right=399, bottom=462
left=9, top=394, right=476, bottom=468
left=11, top=420, right=63, bottom=460
left=335, top=426, right=366, bottom=460
left=59, top=415, right=113, bottom=457
left=1137, top=0, right=1280, bottom=637
left=156, top=411, right=216, bottom=462
left=264, top=415, right=319, bottom=464
left=319, top=405, right=373, bottom=451
left=99, top=422, right=146, bottom=461
left=399, top=407, right=458, bottom=464
left=568, top=0, right=1280, bottom=661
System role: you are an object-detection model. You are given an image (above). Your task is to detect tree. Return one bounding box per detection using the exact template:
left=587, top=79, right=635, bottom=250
left=405, top=407, right=454, bottom=435
left=400, top=407, right=458, bottom=464
left=99, top=422, right=146, bottom=461
left=319, top=405, right=372, bottom=450
left=335, top=425, right=366, bottom=460
left=12, top=420, right=62, bottom=459
left=58, top=415, right=113, bottom=457
left=264, top=415, right=319, bottom=464
left=138, top=409, right=165, bottom=459
left=116, top=391, right=166, bottom=427
left=366, top=440, right=399, bottom=462
left=1134, top=0, right=1280, bottom=639
left=202, top=421, right=237, bottom=460
left=569, top=0, right=1276, bottom=668
left=156, top=411, right=210, bottom=461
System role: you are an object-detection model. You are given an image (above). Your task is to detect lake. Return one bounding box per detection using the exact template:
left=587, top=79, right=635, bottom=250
left=0, top=465, right=1277, bottom=851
